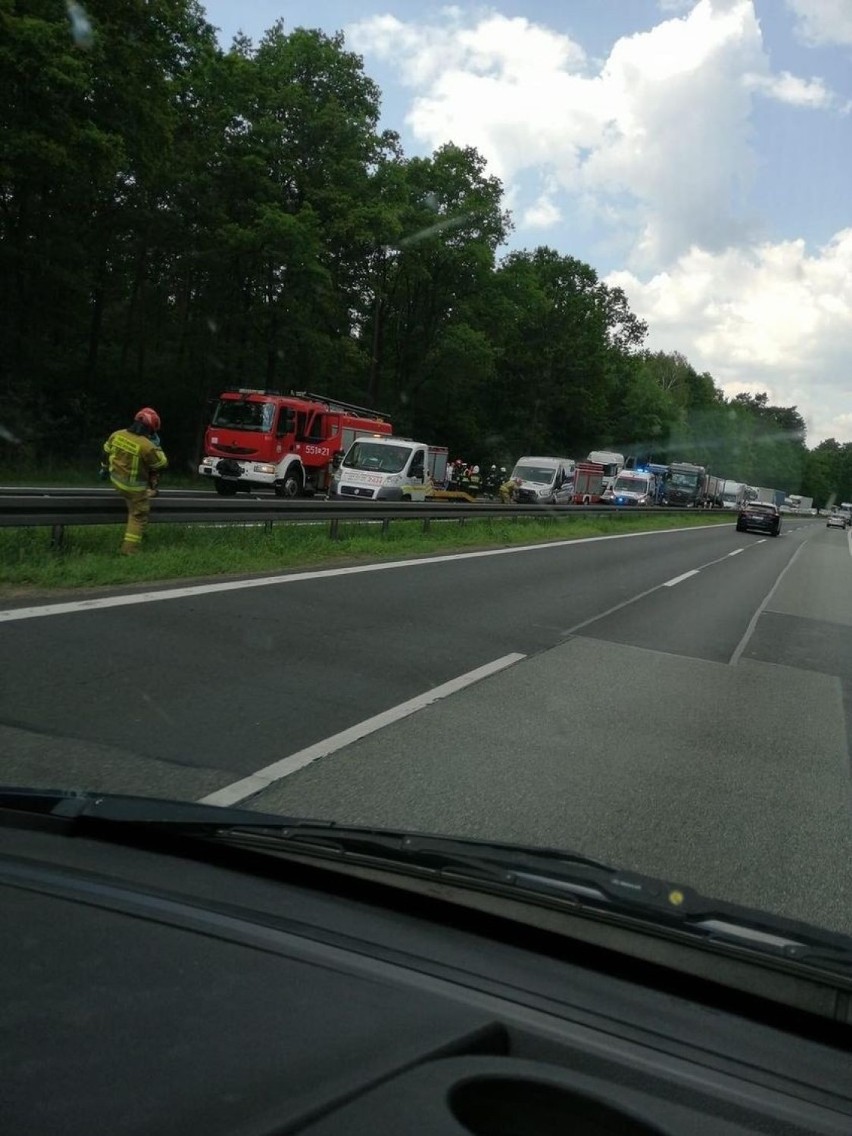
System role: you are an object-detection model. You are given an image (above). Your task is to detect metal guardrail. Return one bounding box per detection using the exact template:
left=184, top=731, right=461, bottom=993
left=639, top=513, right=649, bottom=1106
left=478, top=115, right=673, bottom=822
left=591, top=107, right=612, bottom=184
left=0, top=492, right=734, bottom=548
left=0, top=486, right=217, bottom=499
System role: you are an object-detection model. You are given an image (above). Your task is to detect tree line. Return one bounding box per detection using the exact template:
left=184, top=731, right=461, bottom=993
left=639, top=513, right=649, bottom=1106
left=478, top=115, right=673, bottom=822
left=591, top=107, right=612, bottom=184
left=2, top=2, right=848, bottom=504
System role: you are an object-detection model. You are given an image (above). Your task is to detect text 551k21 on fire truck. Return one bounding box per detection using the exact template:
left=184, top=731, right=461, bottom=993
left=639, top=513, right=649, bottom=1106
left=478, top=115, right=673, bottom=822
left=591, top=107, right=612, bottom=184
left=198, top=389, right=393, bottom=497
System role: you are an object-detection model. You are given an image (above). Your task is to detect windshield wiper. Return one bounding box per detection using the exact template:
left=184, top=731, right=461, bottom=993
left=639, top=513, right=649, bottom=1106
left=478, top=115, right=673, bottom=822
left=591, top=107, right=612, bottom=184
left=3, top=787, right=851, bottom=979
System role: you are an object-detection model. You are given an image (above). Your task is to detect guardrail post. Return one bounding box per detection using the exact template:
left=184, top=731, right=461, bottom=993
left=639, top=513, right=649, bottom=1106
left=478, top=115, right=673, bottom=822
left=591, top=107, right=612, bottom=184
left=50, top=524, right=65, bottom=550
left=422, top=518, right=431, bottom=534
left=381, top=518, right=390, bottom=537
left=329, top=518, right=340, bottom=541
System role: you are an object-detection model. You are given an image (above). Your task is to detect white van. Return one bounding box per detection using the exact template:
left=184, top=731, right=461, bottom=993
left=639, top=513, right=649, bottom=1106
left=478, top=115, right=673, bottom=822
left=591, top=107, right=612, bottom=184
left=331, top=436, right=448, bottom=501
left=509, top=457, right=575, bottom=504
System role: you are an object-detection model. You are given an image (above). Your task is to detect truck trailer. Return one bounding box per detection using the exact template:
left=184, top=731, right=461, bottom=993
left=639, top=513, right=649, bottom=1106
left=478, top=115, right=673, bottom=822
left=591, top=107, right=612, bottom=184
left=720, top=481, right=750, bottom=509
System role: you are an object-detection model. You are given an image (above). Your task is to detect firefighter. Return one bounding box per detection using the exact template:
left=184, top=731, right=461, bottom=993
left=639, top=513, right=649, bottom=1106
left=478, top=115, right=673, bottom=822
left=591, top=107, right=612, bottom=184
left=101, top=407, right=168, bottom=555
left=498, top=472, right=518, bottom=504
left=468, top=465, right=482, bottom=497
left=484, top=464, right=500, bottom=497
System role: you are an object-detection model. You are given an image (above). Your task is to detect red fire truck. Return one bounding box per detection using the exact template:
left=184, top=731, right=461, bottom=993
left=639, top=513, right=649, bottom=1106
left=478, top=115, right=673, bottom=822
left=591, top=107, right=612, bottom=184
left=570, top=461, right=606, bottom=504
left=198, top=389, right=393, bottom=497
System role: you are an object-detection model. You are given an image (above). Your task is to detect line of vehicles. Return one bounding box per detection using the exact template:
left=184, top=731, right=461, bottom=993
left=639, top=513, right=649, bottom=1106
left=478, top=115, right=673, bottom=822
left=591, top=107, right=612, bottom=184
left=826, top=504, right=852, bottom=530
left=196, top=388, right=815, bottom=513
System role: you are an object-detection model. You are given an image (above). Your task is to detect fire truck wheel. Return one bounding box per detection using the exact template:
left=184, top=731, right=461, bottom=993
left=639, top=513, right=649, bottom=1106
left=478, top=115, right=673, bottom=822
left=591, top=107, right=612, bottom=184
left=213, top=479, right=238, bottom=496
left=275, top=468, right=303, bottom=498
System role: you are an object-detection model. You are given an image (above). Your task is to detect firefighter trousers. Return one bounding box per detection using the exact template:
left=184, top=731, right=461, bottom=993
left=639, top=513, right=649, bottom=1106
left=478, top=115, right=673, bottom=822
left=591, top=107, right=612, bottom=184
left=117, top=488, right=151, bottom=548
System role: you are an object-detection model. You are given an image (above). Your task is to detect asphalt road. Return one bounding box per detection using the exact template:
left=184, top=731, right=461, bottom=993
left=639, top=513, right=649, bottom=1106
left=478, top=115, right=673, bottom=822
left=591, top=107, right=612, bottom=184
left=2, top=513, right=851, bottom=933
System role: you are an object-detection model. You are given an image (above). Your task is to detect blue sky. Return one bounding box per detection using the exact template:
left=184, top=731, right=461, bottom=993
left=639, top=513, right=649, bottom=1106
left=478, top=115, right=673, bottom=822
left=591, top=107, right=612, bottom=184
left=201, top=0, right=852, bottom=443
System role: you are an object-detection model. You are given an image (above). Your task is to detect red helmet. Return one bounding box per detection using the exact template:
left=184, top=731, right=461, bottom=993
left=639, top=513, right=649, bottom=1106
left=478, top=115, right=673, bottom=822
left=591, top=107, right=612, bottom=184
left=134, top=407, right=161, bottom=432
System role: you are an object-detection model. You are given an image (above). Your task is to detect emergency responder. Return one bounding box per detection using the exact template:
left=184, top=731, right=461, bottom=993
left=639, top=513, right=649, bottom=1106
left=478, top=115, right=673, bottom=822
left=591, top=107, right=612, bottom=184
left=484, top=464, right=500, bottom=497
left=101, top=407, right=168, bottom=554
left=498, top=470, right=518, bottom=504
left=468, top=465, right=482, bottom=497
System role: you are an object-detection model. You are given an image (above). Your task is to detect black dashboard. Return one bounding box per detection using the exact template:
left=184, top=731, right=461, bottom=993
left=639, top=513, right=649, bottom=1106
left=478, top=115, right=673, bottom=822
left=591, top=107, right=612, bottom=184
left=2, top=818, right=851, bottom=1135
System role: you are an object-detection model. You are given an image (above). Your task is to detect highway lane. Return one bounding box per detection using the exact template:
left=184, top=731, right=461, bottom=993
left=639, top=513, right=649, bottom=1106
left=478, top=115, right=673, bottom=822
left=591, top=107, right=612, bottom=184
left=0, top=518, right=801, bottom=783
left=240, top=515, right=852, bottom=935
left=2, top=514, right=851, bottom=932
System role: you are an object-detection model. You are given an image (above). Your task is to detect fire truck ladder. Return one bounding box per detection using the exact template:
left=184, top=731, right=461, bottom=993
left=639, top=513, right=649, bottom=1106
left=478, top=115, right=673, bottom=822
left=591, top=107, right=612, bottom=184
left=294, top=392, right=391, bottom=422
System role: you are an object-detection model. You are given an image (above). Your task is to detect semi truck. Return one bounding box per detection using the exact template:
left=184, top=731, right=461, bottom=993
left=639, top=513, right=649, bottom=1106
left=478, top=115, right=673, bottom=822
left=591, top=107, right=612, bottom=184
left=586, top=451, right=624, bottom=494
left=664, top=463, right=727, bottom=508
left=664, top=462, right=707, bottom=507
left=754, top=486, right=779, bottom=505
left=786, top=495, right=813, bottom=513
left=720, top=481, right=750, bottom=510
left=199, top=389, right=392, bottom=497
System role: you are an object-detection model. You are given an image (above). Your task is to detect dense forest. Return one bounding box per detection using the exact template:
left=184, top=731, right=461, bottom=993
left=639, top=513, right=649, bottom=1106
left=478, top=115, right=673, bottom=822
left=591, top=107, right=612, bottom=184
left=2, top=1, right=851, bottom=503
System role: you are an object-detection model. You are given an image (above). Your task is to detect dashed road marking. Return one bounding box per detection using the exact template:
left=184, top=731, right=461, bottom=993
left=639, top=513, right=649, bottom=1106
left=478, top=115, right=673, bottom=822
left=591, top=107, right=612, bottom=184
left=663, top=569, right=700, bottom=587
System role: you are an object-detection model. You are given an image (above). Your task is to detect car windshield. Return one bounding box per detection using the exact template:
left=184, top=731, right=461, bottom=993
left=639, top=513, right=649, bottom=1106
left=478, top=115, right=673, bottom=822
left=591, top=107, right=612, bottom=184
left=343, top=442, right=410, bottom=473
left=4, top=0, right=852, bottom=1003
left=211, top=400, right=276, bottom=432
left=513, top=465, right=556, bottom=485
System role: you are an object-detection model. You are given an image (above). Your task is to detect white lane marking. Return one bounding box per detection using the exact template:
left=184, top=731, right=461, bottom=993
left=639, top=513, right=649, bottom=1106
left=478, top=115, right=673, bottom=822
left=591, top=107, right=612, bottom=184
left=755, top=539, right=767, bottom=544
left=562, top=544, right=757, bottom=636
left=198, top=653, right=526, bottom=807
left=727, top=548, right=744, bottom=557
left=0, top=522, right=732, bottom=624
left=663, top=569, right=700, bottom=587
left=728, top=541, right=807, bottom=667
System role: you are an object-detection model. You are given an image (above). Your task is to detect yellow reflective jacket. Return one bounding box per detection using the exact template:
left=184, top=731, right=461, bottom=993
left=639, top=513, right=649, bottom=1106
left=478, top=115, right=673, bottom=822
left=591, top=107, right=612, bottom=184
left=103, top=429, right=168, bottom=493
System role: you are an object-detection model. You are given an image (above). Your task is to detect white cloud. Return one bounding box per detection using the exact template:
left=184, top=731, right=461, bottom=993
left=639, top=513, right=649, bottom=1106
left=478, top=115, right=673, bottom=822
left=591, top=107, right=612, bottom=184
left=348, top=2, right=850, bottom=442
left=349, top=1, right=841, bottom=268
left=607, top=230, right=852, bottom=443
left=522, top=195, right=562, bottom=229
left=786, top=0, right=852, bottom=46
left=746, top=69, right=837, bottom=108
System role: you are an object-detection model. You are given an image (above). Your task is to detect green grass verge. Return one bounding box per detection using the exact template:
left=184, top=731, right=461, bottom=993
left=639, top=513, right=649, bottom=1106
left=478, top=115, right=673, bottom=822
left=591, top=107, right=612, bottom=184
left=0, top=511, right=733, bottom=595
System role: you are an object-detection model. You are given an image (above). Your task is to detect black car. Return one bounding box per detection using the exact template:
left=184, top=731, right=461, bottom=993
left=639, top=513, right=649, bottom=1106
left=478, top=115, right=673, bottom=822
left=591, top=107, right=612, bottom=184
left=736, top=502, right=781, bottom=536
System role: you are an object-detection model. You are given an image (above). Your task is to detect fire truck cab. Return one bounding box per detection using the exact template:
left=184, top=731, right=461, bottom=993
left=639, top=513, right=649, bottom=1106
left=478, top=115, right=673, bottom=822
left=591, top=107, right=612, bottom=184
left=198, top=390, right=392, bottom=497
